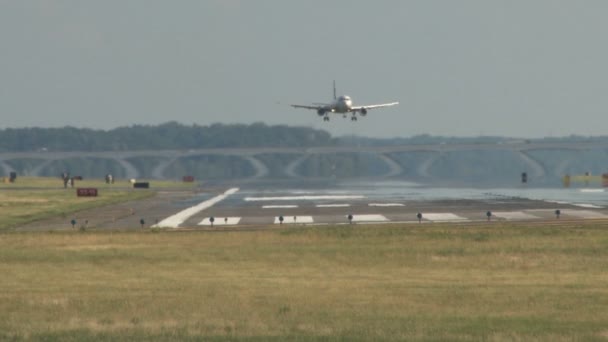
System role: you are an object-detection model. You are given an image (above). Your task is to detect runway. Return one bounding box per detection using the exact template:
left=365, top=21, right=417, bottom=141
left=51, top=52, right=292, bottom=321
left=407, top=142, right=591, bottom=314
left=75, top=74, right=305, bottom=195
left=15, top=181, right=608, bottom=231
left=172, top=187, right=608, bottom=228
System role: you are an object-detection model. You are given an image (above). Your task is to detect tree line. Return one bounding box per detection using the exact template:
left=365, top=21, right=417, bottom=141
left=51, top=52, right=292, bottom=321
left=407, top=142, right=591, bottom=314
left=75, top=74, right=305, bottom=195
left=1, top=121, right=606, bottom=152
left=0, top=122, right=334, bottom=152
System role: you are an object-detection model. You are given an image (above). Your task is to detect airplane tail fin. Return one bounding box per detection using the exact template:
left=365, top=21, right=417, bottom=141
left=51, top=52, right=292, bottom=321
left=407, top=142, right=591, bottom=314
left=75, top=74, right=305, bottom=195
left=333, top=80, right=336, bottom=100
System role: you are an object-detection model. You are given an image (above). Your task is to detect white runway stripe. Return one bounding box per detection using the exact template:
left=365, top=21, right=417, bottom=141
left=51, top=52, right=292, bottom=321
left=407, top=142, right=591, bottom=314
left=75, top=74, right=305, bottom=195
left=422, top=213, right=467, bottom=222
left=350, top=214, right=389, bottom=222
left=245, top=195, right=365, bottom=202
left=153, top=188, right=239, bottom=228
left=199, top=217, right=241, bottom=226
left=263, top=205, right=299, bottom=209
left=316, top=204, right=351, bottom=208
left=572, top=203, right=604, bottom=209
left=492, top=211, right=540, bottom=220
left=274, top=216, right=314, bottom=224
left=561, top=210, right=608, bottom=219
left=368, top=203, right=405, bottom=207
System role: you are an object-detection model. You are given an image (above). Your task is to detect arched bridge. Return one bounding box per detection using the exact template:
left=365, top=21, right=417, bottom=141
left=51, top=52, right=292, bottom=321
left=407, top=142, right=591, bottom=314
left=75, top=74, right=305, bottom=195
left=0, top=141, right=607, bottom=182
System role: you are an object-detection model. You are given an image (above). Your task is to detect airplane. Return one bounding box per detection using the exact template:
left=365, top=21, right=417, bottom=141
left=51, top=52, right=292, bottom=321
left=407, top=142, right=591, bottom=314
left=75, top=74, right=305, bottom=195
left=290, top=81, right=399, bottom=121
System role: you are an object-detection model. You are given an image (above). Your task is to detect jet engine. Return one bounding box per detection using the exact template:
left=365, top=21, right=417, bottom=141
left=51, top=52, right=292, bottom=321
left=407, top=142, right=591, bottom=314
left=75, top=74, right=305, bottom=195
left=360, top=108, right=368, bottom=116
left=317, top=108, right=326, bottom=116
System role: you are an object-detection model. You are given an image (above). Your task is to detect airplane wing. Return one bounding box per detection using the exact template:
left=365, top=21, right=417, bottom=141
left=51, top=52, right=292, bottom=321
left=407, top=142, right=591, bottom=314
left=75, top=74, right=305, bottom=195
left=351, top=102, right=399, bottom=112
left=290, top=104, right=324, bottom=110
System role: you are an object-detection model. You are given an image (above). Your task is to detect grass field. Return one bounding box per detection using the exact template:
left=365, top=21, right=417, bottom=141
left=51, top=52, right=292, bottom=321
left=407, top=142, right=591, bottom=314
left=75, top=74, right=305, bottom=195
left=1, top=223, right=608, bottom=341
left=0, top=176, right=198, bottom=189
left=0, top=177, right=198, bottom=231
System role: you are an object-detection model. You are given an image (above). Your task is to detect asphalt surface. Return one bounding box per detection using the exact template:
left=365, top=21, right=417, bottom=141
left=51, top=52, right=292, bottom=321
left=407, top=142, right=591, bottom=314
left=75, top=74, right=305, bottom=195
left=15, top=184, right=608, bottom=231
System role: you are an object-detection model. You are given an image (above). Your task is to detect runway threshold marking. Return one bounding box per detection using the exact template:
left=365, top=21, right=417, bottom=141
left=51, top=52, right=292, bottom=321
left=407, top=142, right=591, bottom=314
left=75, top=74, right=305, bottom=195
left=350, top=214, right=389, bottom=222
left=492, top=211, right=540, bottom=220
left=199, top=217, right=241, bottom=226
left=561, top=210, right=608, bottom=219
left=422, top=213, right=467, bottom=222
left=153, top=188, right=240, bottom=228
left=274, top=216, right=314, bottom=224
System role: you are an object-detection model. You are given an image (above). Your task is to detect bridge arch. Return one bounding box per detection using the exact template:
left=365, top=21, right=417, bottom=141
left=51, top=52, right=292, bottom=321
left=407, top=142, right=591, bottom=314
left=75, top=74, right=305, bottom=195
left=417, top=152, right=442, bottom=178
left=377, top=154, right=403, bottom=178
left=517, top=151, right=546, bottom=179
left=151, top=157, right=177, bottom=179
left=0, top=160, right=15, bottom=176
left=0, top=142, right=606, bottom=182
left=284, top=154, right=309, bottom=178
left=113, top=158, right=140, bottom=180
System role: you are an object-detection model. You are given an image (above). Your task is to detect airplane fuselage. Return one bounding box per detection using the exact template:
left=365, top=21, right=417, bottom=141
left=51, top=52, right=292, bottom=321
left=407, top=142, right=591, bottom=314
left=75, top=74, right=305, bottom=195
left=328, top=95, right=353, bottom=113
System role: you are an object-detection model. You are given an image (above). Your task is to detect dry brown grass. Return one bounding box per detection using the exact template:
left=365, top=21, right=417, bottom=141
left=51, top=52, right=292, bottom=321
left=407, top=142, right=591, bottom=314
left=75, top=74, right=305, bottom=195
left=0, top=176, right=198, bottom=189
left=1, top=223, right=608, bottom=340
left=0, top=188, right=153, bottom=230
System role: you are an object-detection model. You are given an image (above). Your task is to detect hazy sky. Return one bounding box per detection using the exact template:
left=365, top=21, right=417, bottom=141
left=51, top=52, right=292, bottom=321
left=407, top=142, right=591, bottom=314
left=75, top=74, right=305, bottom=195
left=1, top=1, right=608, bottom=138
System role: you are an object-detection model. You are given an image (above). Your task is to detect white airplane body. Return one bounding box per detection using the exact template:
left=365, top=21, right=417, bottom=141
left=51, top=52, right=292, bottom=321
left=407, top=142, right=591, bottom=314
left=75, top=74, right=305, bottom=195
left=291, top=81, right=398, bottom=121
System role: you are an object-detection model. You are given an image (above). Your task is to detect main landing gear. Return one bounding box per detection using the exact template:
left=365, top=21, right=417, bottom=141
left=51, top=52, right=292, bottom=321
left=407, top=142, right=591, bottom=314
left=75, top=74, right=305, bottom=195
left=322, top=115, right=357, bottom=121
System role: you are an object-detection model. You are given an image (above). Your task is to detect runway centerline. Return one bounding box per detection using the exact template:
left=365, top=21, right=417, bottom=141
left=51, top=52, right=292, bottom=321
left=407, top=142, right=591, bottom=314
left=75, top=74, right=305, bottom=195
left=244, top=195, right=365, bottom=202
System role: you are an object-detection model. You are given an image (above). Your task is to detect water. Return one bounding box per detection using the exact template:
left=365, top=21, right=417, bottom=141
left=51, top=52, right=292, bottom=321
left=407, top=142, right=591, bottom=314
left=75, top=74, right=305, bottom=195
left=241, top=181, right=605, bottom=208
left=333, top=181, right=607, bottom=208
